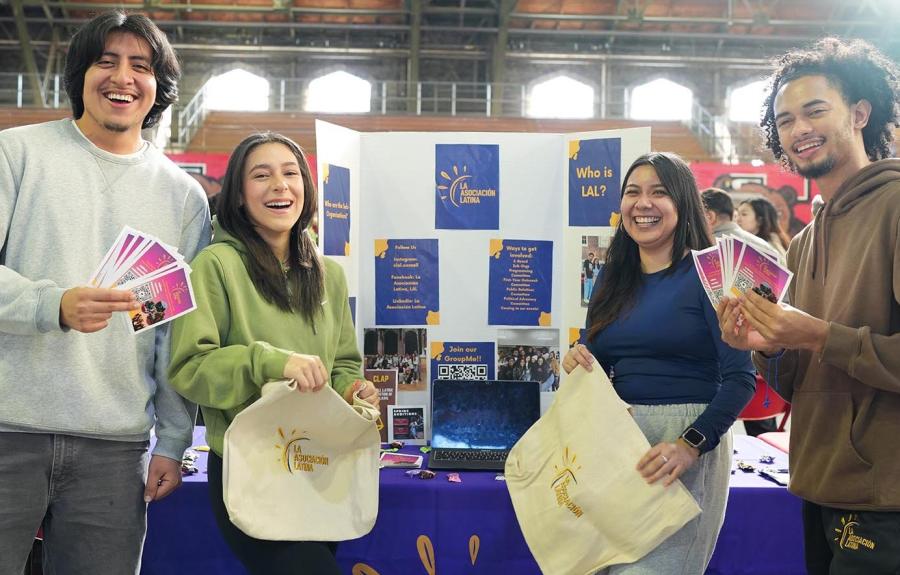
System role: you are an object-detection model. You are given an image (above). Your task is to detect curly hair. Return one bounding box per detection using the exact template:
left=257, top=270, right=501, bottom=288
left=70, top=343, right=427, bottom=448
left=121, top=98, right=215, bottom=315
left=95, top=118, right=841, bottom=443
left=760, top=37, right=900, bottom=168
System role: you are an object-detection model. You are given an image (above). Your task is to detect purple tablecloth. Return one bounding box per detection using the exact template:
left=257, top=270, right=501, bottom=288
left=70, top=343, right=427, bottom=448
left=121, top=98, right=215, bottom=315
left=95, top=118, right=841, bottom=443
left=142, top=430, right=803, bottom=574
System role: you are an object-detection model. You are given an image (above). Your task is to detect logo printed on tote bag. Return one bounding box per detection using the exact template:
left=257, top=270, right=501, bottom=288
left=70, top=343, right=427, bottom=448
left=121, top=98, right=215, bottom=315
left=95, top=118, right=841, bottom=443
left=551, top=447, right=584, bottom=518
left=834, top=514, right=876, bottom=551
left=277, top=428, right=330, bottom=474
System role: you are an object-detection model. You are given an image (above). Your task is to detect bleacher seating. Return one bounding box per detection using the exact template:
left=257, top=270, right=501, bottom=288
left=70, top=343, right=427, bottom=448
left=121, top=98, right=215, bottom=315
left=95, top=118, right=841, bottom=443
left=190, top=111, right=714, bottom=161
left=0, top=108, right=69, bottom=133
left=8, top=107, right=897, bottom=163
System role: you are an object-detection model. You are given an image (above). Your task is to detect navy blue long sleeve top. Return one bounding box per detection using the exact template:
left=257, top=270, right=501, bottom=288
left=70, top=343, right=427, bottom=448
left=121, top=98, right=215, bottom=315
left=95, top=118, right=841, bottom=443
left=586, top=256, right=755, bottom=454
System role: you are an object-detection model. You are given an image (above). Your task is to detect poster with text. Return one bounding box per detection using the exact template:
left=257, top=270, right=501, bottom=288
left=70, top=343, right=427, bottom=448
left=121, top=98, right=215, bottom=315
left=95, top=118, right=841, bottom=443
left=363, top=328, right=428, bottom=393
left=364, top=368, right=398, bottom=443
left=322, top=163, right=351, bottom=256
left=388, top=405, right=427, bottom=445
left=374, top=239, right=439, bottom=325
left=568, top=137, right=621, bottom=226
left=430, top=341, right=495, bottom=382
left=435, top=144, right=499, bottom=230
left=488, top=239, right=553, bottom=326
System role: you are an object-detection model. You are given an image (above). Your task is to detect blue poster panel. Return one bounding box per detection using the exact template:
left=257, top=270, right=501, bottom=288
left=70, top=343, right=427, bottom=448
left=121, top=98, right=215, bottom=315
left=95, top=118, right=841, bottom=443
left=374, top=239, right=440, bottom=326
left=488, top=239, right=553, bottom=326
left=430, top=341, right=496, bottom=381
left=568, top=138, right=621, bottom=226
left=323, top=164, right=351, bottom=255
left=435, top=144, right=500, bottom=230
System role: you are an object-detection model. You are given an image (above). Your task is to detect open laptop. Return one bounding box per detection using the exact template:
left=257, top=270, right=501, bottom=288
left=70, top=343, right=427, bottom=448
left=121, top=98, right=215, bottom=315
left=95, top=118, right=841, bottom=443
left=428, top=379, right=540, bottom=471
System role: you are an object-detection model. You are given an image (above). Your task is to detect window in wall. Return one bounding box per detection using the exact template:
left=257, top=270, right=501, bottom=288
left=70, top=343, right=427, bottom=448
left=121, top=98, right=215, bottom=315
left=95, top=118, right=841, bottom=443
left=728, top=80, right=768, bottom=122
left=151, top=107, right=172, bottom=148
left=204, top=69, right=270, bottom=111
left=305, top=71, right=372, bottom=113
left=528, top=76, right=594, bottom=119
left=629, top=78, right=693, bottom=121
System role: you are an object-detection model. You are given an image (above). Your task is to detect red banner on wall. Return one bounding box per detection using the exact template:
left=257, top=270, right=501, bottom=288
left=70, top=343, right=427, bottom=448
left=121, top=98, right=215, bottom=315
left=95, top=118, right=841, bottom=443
left=691, top=162, right=818, bottom=236
left=166, top=151, right=318, bottom=202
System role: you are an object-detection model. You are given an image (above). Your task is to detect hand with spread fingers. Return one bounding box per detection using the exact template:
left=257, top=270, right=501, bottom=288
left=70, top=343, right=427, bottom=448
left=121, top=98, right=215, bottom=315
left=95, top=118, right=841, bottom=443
left=735, top=290, right=829, bottom=354
left=562, top=343, right=596, bottom=374
left=636, top=439, right=700, bottom=487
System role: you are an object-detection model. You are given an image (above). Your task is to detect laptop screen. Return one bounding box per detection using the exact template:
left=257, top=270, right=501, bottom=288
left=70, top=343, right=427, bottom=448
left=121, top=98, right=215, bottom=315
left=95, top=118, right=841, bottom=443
left=431, top=379, right=540, bottom=450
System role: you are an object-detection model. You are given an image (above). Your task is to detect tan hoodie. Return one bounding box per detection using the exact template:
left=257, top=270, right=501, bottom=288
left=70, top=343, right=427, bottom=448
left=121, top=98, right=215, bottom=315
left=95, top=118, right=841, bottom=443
left=753, top=158, right=900, bottom=510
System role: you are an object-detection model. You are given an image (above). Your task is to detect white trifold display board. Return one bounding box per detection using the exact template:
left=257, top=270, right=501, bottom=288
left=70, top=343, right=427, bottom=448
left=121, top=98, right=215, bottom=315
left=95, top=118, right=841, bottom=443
left=316, top=120, right=650, bottom=438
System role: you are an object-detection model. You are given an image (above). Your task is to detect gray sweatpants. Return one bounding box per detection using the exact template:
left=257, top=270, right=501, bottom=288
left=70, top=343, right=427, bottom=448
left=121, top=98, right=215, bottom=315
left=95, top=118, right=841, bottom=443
left=598, top=404, right=732, bottom=575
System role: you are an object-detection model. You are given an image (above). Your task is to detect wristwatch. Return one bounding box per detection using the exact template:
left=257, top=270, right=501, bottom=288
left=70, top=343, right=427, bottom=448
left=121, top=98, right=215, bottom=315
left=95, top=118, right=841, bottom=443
left=680, top=427, right=707, bottom=451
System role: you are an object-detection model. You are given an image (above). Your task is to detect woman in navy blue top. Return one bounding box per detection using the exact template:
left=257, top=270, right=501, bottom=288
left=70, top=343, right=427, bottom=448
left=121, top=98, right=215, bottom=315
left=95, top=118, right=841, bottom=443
left=563, top=152, right=755, bottom=574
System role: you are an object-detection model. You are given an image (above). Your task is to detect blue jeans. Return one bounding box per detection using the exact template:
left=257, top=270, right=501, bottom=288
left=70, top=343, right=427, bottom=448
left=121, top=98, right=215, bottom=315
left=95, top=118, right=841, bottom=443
left=0, top=432, right=149, bottom=575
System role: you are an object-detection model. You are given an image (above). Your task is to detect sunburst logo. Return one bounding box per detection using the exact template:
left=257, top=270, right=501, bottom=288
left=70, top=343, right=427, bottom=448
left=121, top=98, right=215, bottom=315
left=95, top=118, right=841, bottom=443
left=833, top=513, right=876, bottom=551
left=551, top=447, right=584, bottom=518
left=552, top=446, right=582, bottom=488
left=437, top=164, right=472, bottom=208
left=275, top=427, right=329, bottom=474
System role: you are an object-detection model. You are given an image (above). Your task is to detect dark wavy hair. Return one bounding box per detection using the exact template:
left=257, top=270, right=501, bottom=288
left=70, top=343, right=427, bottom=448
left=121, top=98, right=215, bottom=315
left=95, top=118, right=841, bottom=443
left=586, top=152, right=712, bottom=339
left=64, top=11, right=180, bottom=129
left=740, top=198, right=790, bottom=250
left=216, top=132, right=324, bottom=320
left=760, top=37, right=900, bottom=167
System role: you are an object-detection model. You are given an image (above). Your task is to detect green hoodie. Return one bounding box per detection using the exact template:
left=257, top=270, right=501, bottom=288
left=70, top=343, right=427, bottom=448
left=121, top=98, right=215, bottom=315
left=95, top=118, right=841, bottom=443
left=168, top=221, right=363, bottom=456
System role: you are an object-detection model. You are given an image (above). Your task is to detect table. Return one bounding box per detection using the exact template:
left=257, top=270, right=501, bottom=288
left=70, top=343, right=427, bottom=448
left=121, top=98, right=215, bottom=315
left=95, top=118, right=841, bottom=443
left=142, top=431, right=803, bottom=575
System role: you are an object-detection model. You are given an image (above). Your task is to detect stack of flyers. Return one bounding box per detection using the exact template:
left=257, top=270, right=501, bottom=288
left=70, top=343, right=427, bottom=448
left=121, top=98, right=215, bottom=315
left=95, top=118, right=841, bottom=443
left=691, top=235, right=793, bottom=308
left=89, top=226, right=196, bottom=334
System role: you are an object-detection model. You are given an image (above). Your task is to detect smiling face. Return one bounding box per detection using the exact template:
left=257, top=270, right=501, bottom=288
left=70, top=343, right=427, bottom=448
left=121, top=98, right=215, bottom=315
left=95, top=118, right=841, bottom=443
left=242, top=142, right=305, bottom=260
left=773, top=75, right=863, bottom=180
left=621, top=164, right=678, bottom=259
left=76, top=31, right=156, bottom=151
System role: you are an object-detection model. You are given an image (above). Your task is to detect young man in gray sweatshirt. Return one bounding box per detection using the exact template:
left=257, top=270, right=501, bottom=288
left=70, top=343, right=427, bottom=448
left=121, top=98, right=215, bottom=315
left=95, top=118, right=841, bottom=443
left=0, top=11, right=210, bottom=574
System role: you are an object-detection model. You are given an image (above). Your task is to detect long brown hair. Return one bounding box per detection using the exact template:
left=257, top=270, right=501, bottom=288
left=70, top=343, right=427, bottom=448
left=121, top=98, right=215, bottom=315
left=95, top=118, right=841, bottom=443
left=741, top=198, right=791, bottom=250
left=586, top=152, right=711, bottom=340
left=216, top=132, right=324, bottom=321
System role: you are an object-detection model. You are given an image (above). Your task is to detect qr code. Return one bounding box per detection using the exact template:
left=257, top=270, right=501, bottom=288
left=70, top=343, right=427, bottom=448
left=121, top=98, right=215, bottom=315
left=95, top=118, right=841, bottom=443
left=733, top=272, right=753, bottom=293
left=132, top=285, right=152, bottom=302
left=438, top=364, right=488, bottom=380
left=117, top=271, right=137, bottom=285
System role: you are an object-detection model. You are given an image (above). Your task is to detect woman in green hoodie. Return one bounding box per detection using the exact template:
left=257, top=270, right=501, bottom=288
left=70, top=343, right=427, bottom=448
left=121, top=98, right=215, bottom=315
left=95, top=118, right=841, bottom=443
left=169, top=132, right=377, bottom=574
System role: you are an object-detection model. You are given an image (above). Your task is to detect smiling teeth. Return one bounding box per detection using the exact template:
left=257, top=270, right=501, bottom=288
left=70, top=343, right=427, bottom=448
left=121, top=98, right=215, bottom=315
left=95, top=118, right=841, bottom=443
left=795, top=140, right=821, bottom=152
left=266, top=201, right=292, bottom=208
left=106, top=93, right=133, bottom=102
left=635, top=216, right=660, bottom=223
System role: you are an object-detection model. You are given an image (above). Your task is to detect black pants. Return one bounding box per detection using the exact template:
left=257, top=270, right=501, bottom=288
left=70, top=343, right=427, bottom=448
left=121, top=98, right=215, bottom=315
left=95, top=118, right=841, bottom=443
left=803, top=500, right=900, bottom=574
left=207, top=452, right=341, bottom=575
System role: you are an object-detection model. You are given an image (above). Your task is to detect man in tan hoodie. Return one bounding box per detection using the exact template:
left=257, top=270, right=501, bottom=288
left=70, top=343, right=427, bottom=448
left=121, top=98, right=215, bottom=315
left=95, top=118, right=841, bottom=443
left=716, top=38, right=900, bottom=574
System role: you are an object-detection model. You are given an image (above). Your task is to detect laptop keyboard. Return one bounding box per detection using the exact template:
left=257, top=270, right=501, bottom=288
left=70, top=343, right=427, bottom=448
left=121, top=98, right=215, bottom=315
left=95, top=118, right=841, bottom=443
left=432, top=448, right=509, bottom=462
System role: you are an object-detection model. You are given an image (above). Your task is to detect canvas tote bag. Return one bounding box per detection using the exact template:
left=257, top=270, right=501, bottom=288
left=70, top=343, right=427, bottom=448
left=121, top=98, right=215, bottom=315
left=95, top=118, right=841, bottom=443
left=223, top=379, right=381, bottom=541
left=505, top=365, right=701, bottom=574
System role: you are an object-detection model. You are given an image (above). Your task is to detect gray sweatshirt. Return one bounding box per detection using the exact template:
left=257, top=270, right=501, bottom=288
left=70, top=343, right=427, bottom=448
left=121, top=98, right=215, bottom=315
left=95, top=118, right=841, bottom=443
left=0, top=119, right=211, bottom=460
